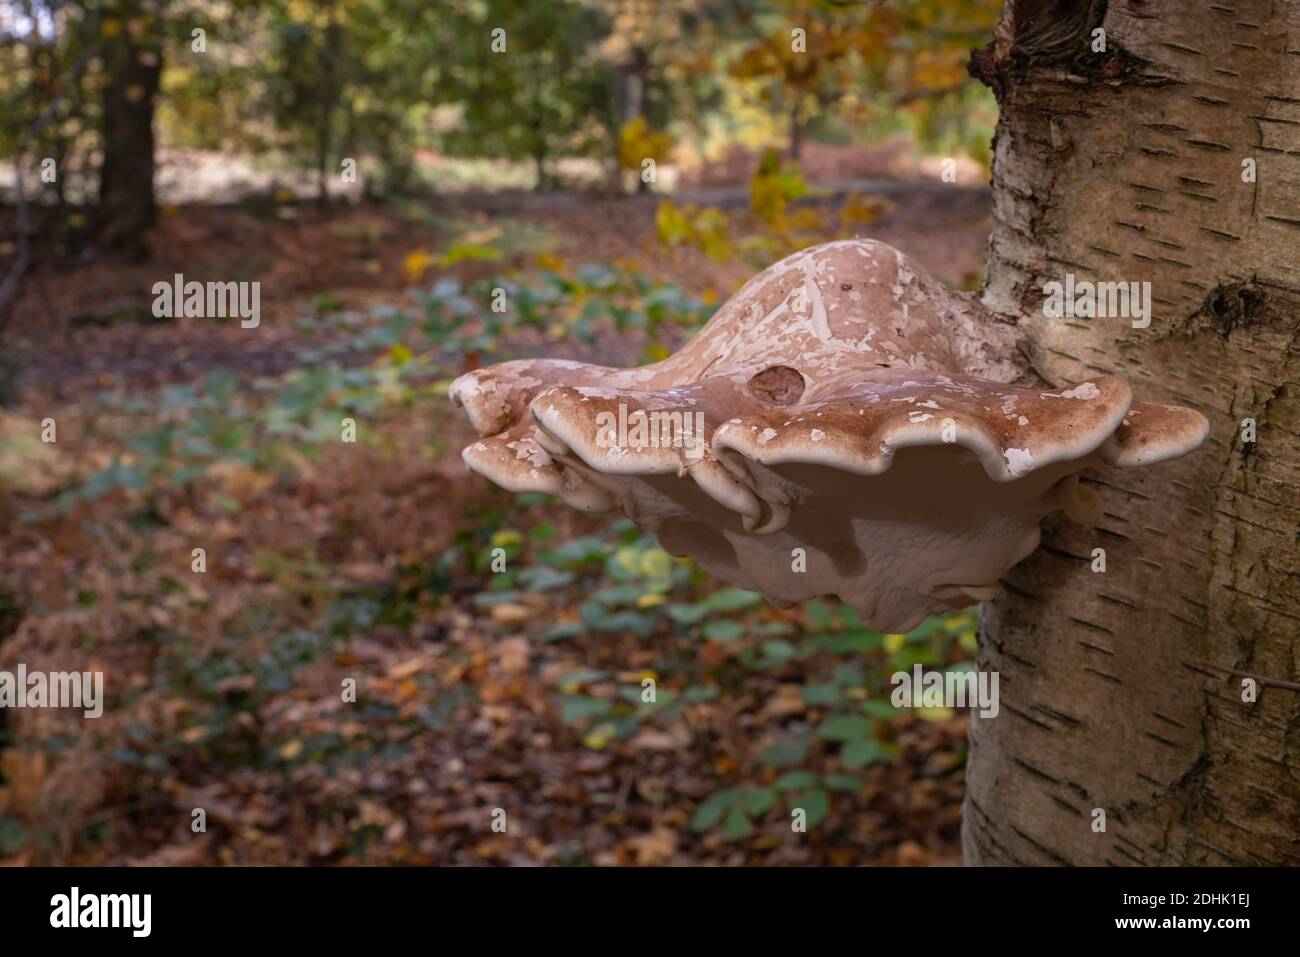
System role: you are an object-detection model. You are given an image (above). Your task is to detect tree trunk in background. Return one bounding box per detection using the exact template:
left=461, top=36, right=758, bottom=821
left=965, top=0, right=1300, bottom=865
left=624, top=46, right=650, bottom=194
left=317, top=7, right=343, bottom=205
left=97, top=22, right=161, bottom=259
left=788, top=96, right=802, bottom=162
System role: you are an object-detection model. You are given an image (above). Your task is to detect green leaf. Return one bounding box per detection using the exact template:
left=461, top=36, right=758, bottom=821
left=760, top=738, right=809, bottom=768
left=692, top=788, right=741, bottom=831
left=667, top=601, right=711, bottom=625
left=541, top=622, right=585, bottom=642
left=818, top=714, right=874, bottom=741
left=761, top=639, right=796, bottom=663
left=0, top=816, right=27, bottom=855
left=438, top=242, right=502, bottom=267
left=683, top=685, right=720, bottom=703
left=704, top=588, right=762, bottom=612
left=744, top=787, right=778, bottom=816
left=823, top=774, right=862, bottom=793
left=560, top=695, right=610, bottom=724
left=863, top=700, right=902, bottom=720
left=702, top=620, right=745, bottom=643
left=803, top=599, right=837, bottom=630
left=801, top=683, right=841, bottom=706
left=722, top=806, right=753, bottom=840
left=794, top=788, right=830, bottom=829
left=774, top=770, right=818, bottom=791
left=841, top=739, right=890, bottom=769
left=822, top=629, right=883, bottom=654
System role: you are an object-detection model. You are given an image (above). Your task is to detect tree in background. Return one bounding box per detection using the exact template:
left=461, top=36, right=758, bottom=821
left=724, top=0, right=999, bottom=165
left=436, top=0, right=615, bottom=190
left=97, top=1, right=164, bottom=256
left=264, top=0, right=349, bottom=204
left=594, top=0, right=714, bottom=191
left=728, top=0, right=879, bottom=162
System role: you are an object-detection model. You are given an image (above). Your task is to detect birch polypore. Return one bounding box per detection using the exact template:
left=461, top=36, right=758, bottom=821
left=451, top=240, right=1207, bottom=631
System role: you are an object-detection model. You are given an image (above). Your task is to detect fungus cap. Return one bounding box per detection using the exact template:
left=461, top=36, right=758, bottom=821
left=451, top=239, right=1208, bottom=631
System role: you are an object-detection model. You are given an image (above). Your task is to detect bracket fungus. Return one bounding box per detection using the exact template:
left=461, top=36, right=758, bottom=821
left=451, top=239, right=1208, bottom=632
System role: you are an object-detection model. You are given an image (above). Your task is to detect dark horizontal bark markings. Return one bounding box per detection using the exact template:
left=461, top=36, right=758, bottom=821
left=1179, top=660, right=1228, bottom=682
left=1087, top=243, right=1123, bottom=257
left=1034, top=704, right=1087, bottom=727
left=1002, top=703, right=1056, bottom=732
left=1009, top=825, right=1075, bottom=866
left=1150, top=710, right=1188, bottom=729
left=1081, top=666, right=1123, bottom=684
left=1050, top=795, right=1086, bottom=817
left=1136, top=771, right=1165, bottom=789
left=1070, top=611, right=1116, bottom=632
left=1263, top=213, right=1300, bottom=228
left=1143, top=731, right=1183, bottom=749
left=1013, top=757, right=1064, bottom=784
left=1198, top=226, right=1242, bottom=241
left=1111, top=845, right=1146, bottom=865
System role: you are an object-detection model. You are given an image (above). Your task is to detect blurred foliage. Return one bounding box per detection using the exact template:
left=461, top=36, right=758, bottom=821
left=434, top=0, right=617, bottom=189
left=656, top=147, right=888, bottom=266
left=46, top=247, right=716, bottom=513
left=479, top=514, right=978, bottom=841
left=1, top=0, right=999, bottom=203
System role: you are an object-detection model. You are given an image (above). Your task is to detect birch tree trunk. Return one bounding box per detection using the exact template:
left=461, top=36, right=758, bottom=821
left=964, top=0, right=1300, bottom=865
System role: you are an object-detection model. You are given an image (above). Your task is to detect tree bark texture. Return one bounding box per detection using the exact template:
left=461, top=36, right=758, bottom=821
left=964, top=0, right=1300, bottom=865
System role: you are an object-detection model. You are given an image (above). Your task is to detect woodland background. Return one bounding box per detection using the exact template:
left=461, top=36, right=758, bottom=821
left=0, top=0, right=1002, bottom=865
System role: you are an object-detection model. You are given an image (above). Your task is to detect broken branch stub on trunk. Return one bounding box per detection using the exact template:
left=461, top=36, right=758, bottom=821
left=451, top=240, right=1208, bottom=632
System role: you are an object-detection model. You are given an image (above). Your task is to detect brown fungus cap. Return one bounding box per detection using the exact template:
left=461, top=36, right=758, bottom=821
left=451, top=240, right=1209, bottom=632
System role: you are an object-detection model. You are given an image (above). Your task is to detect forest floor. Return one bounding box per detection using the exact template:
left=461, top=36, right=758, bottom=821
left=0, top=174, right=991, bottom=865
